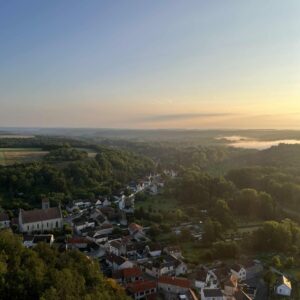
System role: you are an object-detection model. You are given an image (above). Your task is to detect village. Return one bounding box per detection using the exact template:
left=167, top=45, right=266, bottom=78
left=0, top=170, right=293, bottom=300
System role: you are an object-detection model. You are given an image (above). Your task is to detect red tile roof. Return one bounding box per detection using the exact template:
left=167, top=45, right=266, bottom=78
left=158, top=276, right=191, bottom=288
left=126, top=280, right=156, bottom=293
left=128, top=223, right=143, bottom=232
left=122, top=267, right=143, bottom=278
left=67, top=237, right=89, bottom=244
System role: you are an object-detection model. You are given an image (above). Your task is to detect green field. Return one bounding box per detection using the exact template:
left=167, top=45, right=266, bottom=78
left=0, top=148, right=48, bottom=165
left=135, top=194, right=179, bottom=213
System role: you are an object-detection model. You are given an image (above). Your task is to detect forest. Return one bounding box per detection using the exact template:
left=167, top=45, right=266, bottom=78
left=0, top=230, right=129, bottom=300
left=0, top=144, right=154, bottom=209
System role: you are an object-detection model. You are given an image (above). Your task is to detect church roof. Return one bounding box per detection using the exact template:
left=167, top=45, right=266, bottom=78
left=21, top=207, right=61, bottom=224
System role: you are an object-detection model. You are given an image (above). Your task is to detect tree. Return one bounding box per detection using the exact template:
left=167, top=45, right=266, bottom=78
left=0, top=230, right=129, bottom=300
left=271, top=255, right=281, bottom=269
left=202, top=218, right=222, bottom=244
left=212, top=199, right=235, bottom=229
left=212, top=241, right=239, bottom=259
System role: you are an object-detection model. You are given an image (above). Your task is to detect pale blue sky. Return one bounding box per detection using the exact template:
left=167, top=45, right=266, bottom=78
left=0, top=1, right=299, bottom=128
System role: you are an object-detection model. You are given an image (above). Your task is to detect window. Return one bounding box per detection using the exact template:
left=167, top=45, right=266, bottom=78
left=56, top=221, right=58, bottom=228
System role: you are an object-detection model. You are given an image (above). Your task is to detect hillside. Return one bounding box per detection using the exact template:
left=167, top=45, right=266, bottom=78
left=0, top=230, right=129, bottom=300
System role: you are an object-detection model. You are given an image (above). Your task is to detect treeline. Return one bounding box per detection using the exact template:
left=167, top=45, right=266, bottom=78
left=0, top=147, right=154, bottom=209
left=172, top=169, right=279, bottom=222
left=0, top=230, right=129, bottom=300
left=205, top=219, right=300, bottom=260
left=44, top=146, right=88, bottom=161
left=0, top=136, right=89, bottom=150
left=227, top=166, right=300, bottom=211
left=96, top=139, right=252, bottom=172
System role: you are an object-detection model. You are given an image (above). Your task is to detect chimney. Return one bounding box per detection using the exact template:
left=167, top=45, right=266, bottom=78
left=42, top=198, right=50, bottom=210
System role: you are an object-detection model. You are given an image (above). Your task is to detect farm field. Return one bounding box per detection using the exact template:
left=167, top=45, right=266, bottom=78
left=0, top=148, right=48, bottom=165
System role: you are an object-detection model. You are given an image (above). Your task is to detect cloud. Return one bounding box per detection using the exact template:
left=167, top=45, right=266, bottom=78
left=139, top=112, right=238, bottom=122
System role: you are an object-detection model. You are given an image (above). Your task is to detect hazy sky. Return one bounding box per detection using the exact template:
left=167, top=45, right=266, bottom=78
left=0, top=1, right=300, bottom=129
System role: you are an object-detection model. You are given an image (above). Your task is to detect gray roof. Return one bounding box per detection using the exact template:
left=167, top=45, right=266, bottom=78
left=203, top=289, right=224, bottom=297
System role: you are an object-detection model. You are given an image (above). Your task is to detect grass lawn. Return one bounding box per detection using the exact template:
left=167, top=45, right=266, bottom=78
left=181, top=241, right=208, bottom=265
left=135, top=194, right=179, bottom=213
left=0, top=148, right=47, bottom=165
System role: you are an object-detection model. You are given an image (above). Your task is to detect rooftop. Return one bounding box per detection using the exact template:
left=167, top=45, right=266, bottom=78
left=20, top=207, right=61, bottom=224
left=158, top=276, right=190, bottom=289
left=203, top=288, right=224, bottom=297
left=0, top=212, right=9, bottom=222
left=126, top=280, right=156, bottom=293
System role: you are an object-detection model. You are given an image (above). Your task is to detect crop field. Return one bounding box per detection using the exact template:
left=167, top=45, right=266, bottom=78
left=0, top=148, right=48, bottom=165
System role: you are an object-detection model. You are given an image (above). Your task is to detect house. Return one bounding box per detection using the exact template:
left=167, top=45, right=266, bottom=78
left=66, top=199, right=92, bottom=212
left=86, top=230, right=109, bottom=244
left=164, top=246, right=183, bottom=259
left=89, top=208, right=105, bottom=221
left=119, top=194, right=135, bottom=213
left=86, top=242, right=105, bottom=258
left=73, top=199, right=92, bottom=209
left=234, top=290, right=253, bottom=300
left=144, top=260, right=175, bottom=278
left=106, top=253, right=134, bottom=271
left=66, top=237, right=90, bottom=249
left=126, top=280, right=157, bottom=300
left=23, top=234, right=55, bottom=248
left=230, top=264, right=246, bottom=281
left=158, top=276, right=191, bottom=295
left=201, top=288, right=225, bottom=300
left=100, top=206, right=116, bottom=220
left=175, top=259, right=188, bottom=276
left=224, top=275, right=238, bottom=296
left=97, top=223, right=113, bottom=235
left=94, top=199, right=102, bottom=207
left=112, top=267, right=143, bottom=285
left=18, top=200, right=62, bottom=233
left=102, top=198, right=112, bottom=207
left=145, top=244, right=162, bottom=257
left=106, top=237, right=138, bottom=256
left=72, top=215, right=95, bottom=233
left=0, top=211, right=10, bottom=229
left=275, top=275, right=292, bottom=297
left=23, top=235, right=34, bottom=248
left=194, top=267, right=209, bottom=289
left=213, top=266, right=231, bottom=285
left=243, top=260, right=263, bottom=279
left=143, top=255, right=186, bottom=278
left=109, top=239, right=127, bottom=256
left=128, top=223, right=145, bottom=240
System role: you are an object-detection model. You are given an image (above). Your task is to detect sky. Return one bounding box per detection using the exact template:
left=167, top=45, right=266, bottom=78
left=0, top=0, right=300, bottom=129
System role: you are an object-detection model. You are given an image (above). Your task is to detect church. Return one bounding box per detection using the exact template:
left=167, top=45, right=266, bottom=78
left=18, top=199, right=63, bottom=233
